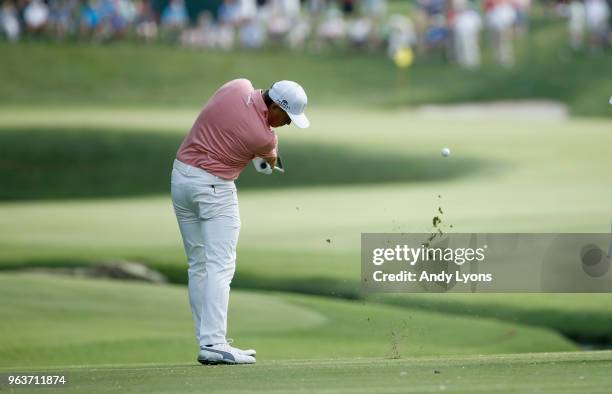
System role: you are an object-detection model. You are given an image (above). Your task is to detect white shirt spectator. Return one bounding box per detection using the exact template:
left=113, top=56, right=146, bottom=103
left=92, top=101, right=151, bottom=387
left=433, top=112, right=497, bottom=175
left=268, top=13, right=291, bottom=38
left=347, top=17, right=373, bottom=47
left=317, top=8, right=346, bottom=43
left=271, top=0, right=301, bottom=20
left=569, top=0, right=587, bottom=31
left=362, top=0, right=387, bottom=18
left=25, top=0, right=49, bottom=30
left=239, top=0, right=257, bottom=21
left=240, top=19, right=266, bottom=48
left=116, top=0, right=138, bottom=25
left=486, top=0, right=517, bottom=67
left=287, top=17, right=310, bottom=49
left=386, top=14, right=416, bottom=58
left=454, top=8, right=483, bottom=68
left=216, top=24, right=235, bottom=50
left=585, top=0, right=610, bottom=32
left=1, top=2, right=20, bottom=41
left=487, top=1, right=516, bottom=31
left=456, top=9, right=482, bottom=36
left=568, top=0, right=586, bottom=49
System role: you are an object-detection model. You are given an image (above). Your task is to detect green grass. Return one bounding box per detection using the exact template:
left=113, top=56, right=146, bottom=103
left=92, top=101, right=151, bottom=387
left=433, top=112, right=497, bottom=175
left=0, top=273, right=576, bottom=369
left=2, top=352, right=612, bottom=393
left=371, top=293, right=612, bottom=345
left=2, top=11, right=612, bottom=389
left=0, top=127, right=485, bottom=200
left=0, top=107, right=611, bottom=342
left=0, top=108, right=609, bottom=264
left=1, top=11, right=611, bottom=117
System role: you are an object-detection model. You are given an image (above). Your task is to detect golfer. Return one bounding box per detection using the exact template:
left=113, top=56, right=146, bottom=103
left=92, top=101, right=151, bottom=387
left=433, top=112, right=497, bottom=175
left=171, top=79, right=309, bottom=365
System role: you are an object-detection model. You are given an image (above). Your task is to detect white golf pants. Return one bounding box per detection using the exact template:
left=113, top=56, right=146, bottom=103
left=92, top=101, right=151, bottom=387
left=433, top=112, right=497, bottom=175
left=170, top=159, right=240, bottom=347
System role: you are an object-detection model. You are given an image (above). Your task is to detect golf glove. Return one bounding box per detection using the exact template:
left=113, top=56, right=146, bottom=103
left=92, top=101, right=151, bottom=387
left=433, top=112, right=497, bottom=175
left=252, top=157, right=272, bottom=175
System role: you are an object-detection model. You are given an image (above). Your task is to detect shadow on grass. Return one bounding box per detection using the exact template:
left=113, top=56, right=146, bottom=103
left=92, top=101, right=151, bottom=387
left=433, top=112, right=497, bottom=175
left=1, top=258, right=612, bottom=347
left=0, top=128, right=494, bottom=200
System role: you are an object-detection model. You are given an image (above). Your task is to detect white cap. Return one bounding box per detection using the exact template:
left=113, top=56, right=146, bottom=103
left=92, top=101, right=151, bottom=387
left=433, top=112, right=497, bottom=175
left=269, top=80, right=310, bottom=128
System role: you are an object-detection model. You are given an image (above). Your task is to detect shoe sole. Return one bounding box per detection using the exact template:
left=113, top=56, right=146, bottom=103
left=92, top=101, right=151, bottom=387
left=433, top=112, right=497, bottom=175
left=197, top=358, right=254, bottom=365
left=198, top=359, right=225, bottom=365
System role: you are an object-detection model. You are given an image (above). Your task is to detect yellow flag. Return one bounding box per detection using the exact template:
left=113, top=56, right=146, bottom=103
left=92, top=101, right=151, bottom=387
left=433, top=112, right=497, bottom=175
left=393, top=47, right=414, bottom=69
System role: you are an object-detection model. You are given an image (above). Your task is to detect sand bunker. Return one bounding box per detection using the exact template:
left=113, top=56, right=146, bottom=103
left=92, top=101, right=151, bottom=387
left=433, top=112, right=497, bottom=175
left=415, top=100, right=568, bottom=121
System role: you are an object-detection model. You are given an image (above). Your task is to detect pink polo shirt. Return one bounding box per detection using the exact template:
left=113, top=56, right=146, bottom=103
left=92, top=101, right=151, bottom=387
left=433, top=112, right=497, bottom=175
left=176, top=79, right=277, bottom=181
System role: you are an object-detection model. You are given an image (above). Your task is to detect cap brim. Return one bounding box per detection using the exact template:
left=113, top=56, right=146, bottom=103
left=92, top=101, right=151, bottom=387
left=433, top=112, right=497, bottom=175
left=288, top=112, right=310, bottom=129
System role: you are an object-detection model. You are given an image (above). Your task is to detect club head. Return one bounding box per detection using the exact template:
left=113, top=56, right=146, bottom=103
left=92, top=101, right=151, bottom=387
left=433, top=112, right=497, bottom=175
left=274, top=153, right=285, bottom=173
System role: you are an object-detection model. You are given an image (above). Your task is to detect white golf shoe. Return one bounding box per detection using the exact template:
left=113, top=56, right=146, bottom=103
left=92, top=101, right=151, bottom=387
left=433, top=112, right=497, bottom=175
left=198, top=342, right=256, bottom=365
left=226, top=338, right=256, bottom=357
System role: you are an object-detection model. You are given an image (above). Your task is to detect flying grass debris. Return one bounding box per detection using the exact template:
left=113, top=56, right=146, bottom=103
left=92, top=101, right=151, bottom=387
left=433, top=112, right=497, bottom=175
left=423, top=195, right=453, bottom=247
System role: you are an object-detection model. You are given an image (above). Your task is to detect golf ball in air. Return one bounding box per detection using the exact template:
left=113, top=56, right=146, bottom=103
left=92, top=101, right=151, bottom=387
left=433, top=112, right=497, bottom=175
left=441, top=148, right=451, bottom=157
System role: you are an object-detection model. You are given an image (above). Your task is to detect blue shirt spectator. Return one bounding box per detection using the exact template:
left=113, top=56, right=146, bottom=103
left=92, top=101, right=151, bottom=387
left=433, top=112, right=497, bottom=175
left=162, top=0, right=188, bottom=28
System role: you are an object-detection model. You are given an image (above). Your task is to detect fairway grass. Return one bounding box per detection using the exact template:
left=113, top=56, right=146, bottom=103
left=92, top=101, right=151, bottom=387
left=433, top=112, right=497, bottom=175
left=0, top=127, right=483, bottom=200
left=0, top=108, right=610, bottom=260
left=3, top=23, right=612, bottom=392
left=1, top=107, right=611, bottom=343
left=373, top=293, right=612, bottom=344
left=0, top=108, right=612, bottom=280
left=2, top=352, right=611, bottom=393
left=0, top=274, right=575, bottom=369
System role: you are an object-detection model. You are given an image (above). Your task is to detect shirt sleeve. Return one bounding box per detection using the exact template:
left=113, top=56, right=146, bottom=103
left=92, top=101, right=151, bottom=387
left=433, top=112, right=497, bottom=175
left=253, top=134, right=277, bottom=159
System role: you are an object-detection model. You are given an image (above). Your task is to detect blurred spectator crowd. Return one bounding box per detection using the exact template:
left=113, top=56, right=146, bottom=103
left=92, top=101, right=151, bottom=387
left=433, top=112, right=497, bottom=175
left=0, top=0, right=610, bottom=69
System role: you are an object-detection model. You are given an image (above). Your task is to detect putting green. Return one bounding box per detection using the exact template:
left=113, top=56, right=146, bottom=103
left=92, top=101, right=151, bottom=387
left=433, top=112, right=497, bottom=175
left=0, top=273, right=575, bottom=368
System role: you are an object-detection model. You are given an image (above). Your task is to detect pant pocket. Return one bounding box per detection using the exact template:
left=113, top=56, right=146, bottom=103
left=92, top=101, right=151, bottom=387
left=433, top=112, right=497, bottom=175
left=195, top=184, right=238, bottom=222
